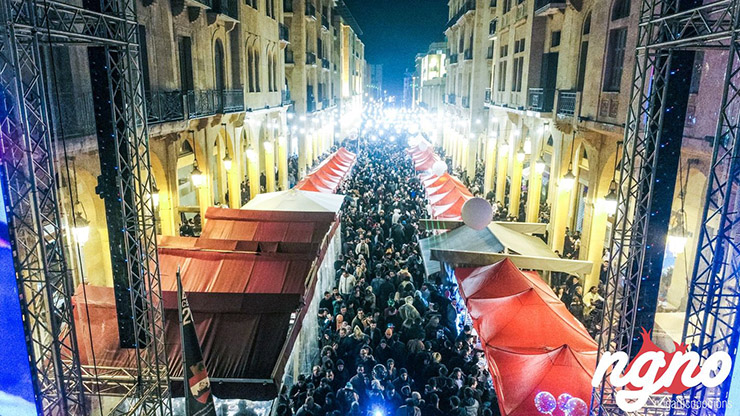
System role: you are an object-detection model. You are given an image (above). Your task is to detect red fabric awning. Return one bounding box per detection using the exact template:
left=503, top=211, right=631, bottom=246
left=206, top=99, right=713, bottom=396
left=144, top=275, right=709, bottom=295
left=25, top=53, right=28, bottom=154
left=486, top=345, right=596, bottom=416
left=73, top=207, right=339, bottom=400
left=72, top=286, right=299, bottom=400
left=423, top=172, right=467, bottom=190
left=295, top=147, right=356, bottom=193
left=414, top=153, right=440, bottom=171
left=454, top=259, right=597, bottom=416
left=427, top=177, right=473, bottom=198
left=428, top=187, right=471, bottom=206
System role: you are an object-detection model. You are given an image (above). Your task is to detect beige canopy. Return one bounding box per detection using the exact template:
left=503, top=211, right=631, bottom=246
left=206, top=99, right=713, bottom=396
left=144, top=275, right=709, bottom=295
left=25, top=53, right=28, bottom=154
left=419, top=222, right=593, bottom=276
left=242, top=189, right=346, bottom=214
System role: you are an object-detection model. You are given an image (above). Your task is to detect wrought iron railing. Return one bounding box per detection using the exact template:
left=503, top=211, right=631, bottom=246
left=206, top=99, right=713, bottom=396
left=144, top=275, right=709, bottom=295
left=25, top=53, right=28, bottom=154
left=528, top=87, right=555, bottom=112
left=211, top=0, right=238, bottom=19
left=534, top=0, right=566, bottom=13
left=557, top=90, right=577, bottom=116
left=446, top=0, right=476, bottom=28
left=223, top=90, right=244, bottom=113
left=489, top=19, right=497, bottom=37
left=51, top=91, right=96, bottom=138
left=146, top=90, right=184, bottom=124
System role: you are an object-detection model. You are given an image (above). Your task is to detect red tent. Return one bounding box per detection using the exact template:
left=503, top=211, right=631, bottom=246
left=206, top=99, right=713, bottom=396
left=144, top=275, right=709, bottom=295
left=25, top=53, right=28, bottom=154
left=423, top=172, right=467, bottom=189
left=466, top=292, right=597, bottom=352
left=414, top=153, right=440, bottom=171
left=429, top=187, right=471, bottom=206
left=427, top=177, right=473, bottom=198
left=431, top=196, right=469, bottom=220
left=295, top=147, right=356, bottom=193
left=486, top=345, right=596, bottom=416
left=455, top=259, right=558, bottom=301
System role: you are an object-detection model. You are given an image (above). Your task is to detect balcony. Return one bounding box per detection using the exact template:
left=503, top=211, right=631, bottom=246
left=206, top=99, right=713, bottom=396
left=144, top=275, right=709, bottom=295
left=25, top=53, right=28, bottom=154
left=321, top=14, right=329, bottom=30
left=223, top=90, right=245, bottom=113
left=283, top=0, right=293, bottom=13
left=306, top=51, right=317, bottom=65
left=489, top=19, right=497, bottom=39
left=279, top=23, right=290, bottom=44
left=305, top=2, right=316, bottom=19
left=51, top=91, right=96, bottom=138
left=528, top=88, right=555, bottom=112
left=449, top=53, right=459, bottom=64
left=146, top=90, right=184, bottom=124
left=446, top=0, right=476, bottom=28
left=321, top=57, right=330, bottom=69
left=208, top=0, right=239, bottom=22
left=462, top=96, right=470, bottom=108
left=534, top=0, right=566, bottom=16
left=184, top=89, right=244, bottom=119
left=557, top=90, right=577, bottom=116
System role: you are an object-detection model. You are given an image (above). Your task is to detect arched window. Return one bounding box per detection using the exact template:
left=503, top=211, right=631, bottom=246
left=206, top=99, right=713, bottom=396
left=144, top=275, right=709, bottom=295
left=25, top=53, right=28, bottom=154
left=179, top=140, right=194, bottom=156
left=583, top=12, right=591, bottom=35
left=214, top=39, right=225, bottom=92
left=254, top=44, right=261, bottom=92
left=611, top=0, right=630, bottom=20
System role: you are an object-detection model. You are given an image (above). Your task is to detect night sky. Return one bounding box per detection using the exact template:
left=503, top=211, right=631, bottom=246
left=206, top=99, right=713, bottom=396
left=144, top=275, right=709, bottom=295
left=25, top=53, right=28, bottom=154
left=344, top=0, right=449, bottom=99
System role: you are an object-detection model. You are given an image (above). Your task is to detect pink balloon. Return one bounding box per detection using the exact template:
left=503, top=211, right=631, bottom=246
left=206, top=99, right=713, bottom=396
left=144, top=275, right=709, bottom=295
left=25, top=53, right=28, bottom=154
left=565, top=397, right=588, bottom=416
left=534, top=391, right=557, bottom=414
left=557, top=393, right=573, bottom=411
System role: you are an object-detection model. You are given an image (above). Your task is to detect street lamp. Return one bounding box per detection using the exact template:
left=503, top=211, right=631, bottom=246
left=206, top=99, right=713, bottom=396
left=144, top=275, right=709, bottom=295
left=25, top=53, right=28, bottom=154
left=222, top=149, right=233, bottom=171
left=73, top=214, right=90, bottom=245
left=667, top=210, right=688, bottom=255
left=516, top=144, right=526, bottom=163
left=535, top=154, right=547, bottom=174
left=191, top=158, right=205, bottom=188
left=561, top=168, right=576, bottom=191
left=602, top=183, right=618, bottom=216
left=150, top=182, right=160, bottom=208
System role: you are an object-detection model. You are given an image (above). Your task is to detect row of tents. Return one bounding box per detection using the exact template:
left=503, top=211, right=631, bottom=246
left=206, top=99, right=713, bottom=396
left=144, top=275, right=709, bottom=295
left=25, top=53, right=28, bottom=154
left=409, top=138, right=597, bottom=416
left=408, top=142, right=472, bottom=221
left=455, top=259, right=597, bottom=416
left=294, top=147, right=356, bottom=193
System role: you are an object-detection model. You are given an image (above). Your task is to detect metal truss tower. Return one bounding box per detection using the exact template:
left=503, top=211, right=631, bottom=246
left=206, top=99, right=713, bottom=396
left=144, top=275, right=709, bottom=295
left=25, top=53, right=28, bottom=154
left=0, top=0, right=171, bottom=414
left=594, top=0, right=740, bottom=414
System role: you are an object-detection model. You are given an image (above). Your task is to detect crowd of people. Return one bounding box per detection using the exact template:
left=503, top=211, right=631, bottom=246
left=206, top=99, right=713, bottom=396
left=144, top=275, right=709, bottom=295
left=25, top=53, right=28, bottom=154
left=275, top=135, right=500, bottom=416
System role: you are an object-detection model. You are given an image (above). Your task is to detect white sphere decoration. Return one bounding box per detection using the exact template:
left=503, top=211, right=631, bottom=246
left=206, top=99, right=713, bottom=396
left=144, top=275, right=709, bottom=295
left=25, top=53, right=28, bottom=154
left=408, top=135, right=420, bottom=147
left=432, top=160, right=448, bottom=176
left=462, top=198, right=493, bottom=230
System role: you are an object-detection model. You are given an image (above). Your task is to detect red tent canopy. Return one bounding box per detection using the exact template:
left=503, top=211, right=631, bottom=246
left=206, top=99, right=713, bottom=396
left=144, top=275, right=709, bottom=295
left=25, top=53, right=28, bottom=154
left=427, top=177, right=473, bottom=198
left=295, top=147, right=356, bottom=193
left=410, top=147, right=435, bottom=162
left=466, top=292, right=597, bottom=352
left=486, top=345, right=596, bottom=416
left=423, top=172, right=467, bottom=189
left=414, top=153, right=440, bottom=171
left=431, top=196, right=470, bottom=220
left=429, top=187, right=471, bottom=206
left=455, top=259, right=557, bottom=301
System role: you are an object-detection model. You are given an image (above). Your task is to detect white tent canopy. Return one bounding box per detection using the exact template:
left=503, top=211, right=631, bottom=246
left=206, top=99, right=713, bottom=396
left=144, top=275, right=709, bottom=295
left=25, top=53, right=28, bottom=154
left=419, top=222, right=593, bottom=276
left=242, top=189, right=346, bottom=214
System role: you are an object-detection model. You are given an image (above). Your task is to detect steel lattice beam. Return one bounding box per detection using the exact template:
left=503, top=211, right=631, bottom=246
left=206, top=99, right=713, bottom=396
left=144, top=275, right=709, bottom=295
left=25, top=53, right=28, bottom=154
left=0, top=0, right=171, bottom=413
left=593, top=0, right=740, bottom=413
